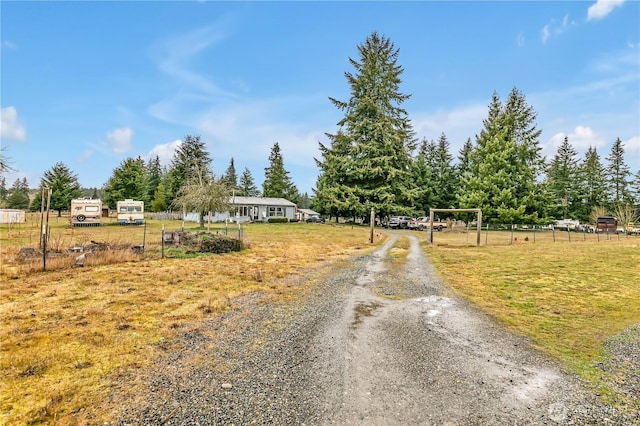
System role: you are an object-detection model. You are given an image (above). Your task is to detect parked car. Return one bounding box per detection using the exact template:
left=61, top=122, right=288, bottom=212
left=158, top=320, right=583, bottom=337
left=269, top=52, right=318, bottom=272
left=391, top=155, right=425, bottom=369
left=306, top=215, right=325, bottom=223
left=387, top=216, right=413, bottom=229
left=408, top=217, right=447, bottom=231
left=627, top=223, right=640, bottom=235
left=408, top=217, right=427, bottom=230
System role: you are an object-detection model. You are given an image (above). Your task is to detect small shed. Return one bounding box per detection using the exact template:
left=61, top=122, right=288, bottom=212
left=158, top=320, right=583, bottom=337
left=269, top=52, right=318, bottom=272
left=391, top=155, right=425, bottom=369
left=0, top=209, right=26, bottom=224
left=296, top=208, right=319, bottom=222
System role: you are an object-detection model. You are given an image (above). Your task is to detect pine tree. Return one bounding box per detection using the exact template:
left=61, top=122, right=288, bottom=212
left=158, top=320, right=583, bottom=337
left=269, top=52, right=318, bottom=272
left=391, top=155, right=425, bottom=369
left=314, top=130, right=353, bottom=219
left=546, top=136, right=580, bottom=219
left=151, top=182, right=168, bottom=212
left=146, top=155, right=163, bottom=206
left=239, top=167, right=260, bottom=197
left=605, top=138, right=632, bottom=207
left=103, top=157, right=148, bottom=209
left=411, top=138, right=435, bottom=216
left=262, top=142, right=298, bottom=202
left=631, top=169, right=640, bottom=208
left=0, top=176, right=8, bottom=207
left=430, top=133, right=457, bottom=209
left=458, top=88, right=546, bottom=223
left=298, top=192, right=311, bottom=209
left=578, top=147, right=607, bottom=222
left=221, top=158, right=239, bottom=193
left=6, top=177, right=30, bottom=210
left=317, top=31, right=418, bottom=221
left=29, top=162, right=82, bottom=216
left=166, top=135, right=212, bottom=206
left=457, top=138, right=474, bottom=177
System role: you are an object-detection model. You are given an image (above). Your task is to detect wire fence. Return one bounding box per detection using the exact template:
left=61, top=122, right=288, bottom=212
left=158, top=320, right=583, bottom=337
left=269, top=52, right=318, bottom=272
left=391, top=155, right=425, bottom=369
left=422, top=223, right=639, bottom=246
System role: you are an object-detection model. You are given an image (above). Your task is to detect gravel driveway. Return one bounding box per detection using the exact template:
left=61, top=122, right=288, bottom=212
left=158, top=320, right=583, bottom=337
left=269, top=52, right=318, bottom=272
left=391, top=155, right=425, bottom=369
left=112, top=233, right=637, bottom=425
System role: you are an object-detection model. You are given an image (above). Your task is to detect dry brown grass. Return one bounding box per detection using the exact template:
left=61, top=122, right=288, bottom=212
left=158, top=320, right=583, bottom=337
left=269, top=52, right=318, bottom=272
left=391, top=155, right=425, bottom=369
left=0, top=217, right=383, bottom=425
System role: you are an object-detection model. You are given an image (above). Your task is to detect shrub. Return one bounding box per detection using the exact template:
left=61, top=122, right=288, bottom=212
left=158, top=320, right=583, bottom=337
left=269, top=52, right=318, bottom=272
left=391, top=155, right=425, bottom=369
left=197, top=234, right=242, bottom=253
left=267, top=218, right=289, bottom=224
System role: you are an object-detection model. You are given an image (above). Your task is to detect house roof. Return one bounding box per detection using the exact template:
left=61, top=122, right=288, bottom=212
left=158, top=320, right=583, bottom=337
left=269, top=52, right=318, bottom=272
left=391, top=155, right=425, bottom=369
left=298, top=208, right=319, bottom=216
left=229, top=196, right=297, bottom=207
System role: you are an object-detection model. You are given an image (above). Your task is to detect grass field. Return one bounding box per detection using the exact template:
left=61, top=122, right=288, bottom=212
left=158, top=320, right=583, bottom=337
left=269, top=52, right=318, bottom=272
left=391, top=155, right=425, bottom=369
left=0, top=215, right=382, bottom=425
left=422, top=229, right=640, bottom=413
left=1, top=217, right=639, bottom=423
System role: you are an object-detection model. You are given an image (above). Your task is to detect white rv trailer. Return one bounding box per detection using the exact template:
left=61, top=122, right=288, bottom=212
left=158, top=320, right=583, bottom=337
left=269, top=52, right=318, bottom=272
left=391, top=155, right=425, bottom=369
left=117, top=199, right=144, bottom=225
left=70, top=198, right=103, bottom=227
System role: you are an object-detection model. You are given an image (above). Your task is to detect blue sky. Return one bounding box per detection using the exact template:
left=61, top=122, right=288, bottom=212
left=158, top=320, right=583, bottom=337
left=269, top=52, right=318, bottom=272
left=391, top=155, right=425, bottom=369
left=1, top=1, right=639, bottom=196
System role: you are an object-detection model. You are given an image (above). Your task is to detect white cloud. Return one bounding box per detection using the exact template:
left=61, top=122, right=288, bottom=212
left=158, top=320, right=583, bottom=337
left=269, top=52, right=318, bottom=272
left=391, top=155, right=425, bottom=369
left=541, top=25, right=551, bottom=44
left=77, top=149, right=94, bottom=163
left=2, top=40, right=17, bottom=50
left=624, top=136, right=640, bottom=155
left=106, top=127, right=133, bottom=153
left=517, top=32, right=525, bottom=48
left=587, top=0, right=625, bottom=21
left=151, top=21, right=237, bottom=98
left=545, top=126, right=606, bottom=158
left=412, top=104, right=486, bottom=153
left=540, top=14, right=577, bottom=44
left=147, top=139, right=182, bottom=166
left=0, top=106, right=26, bottom=141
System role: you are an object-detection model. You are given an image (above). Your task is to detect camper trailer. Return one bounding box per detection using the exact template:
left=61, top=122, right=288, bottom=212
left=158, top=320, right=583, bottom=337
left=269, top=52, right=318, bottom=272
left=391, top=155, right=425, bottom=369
left=70, top=198, right=103, bottom=227
left=117, top=199, right=144, bottom=225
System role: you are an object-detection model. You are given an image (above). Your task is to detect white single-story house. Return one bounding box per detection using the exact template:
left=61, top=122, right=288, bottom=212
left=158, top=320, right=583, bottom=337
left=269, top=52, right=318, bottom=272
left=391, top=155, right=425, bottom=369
left=296, top=208, right=320, bottom=222
left=183, top=197, right=298, bottom=223
left=0, top=209, right=26, bottom=224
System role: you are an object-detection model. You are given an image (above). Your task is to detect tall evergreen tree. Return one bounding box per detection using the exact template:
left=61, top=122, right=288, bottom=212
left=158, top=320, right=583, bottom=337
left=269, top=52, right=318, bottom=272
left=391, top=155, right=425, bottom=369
left=29, top=162, right=82, bottom=216
left=411, top=138, right=435, bottom=216
left=146, top=155, right=163, bottom=206
left=605, top=138, right=632, bottom=207
left=314, top=131, right=353, bottom=219
left=0, top=176, right=8, bottom=207
left=546, top=136, right=580, bottom=219
left=221, top=158, right=239, bottom=193
left=430, top=133, right=457, bottom=209
left=298, top=192, right=311, bottom=209
left=262, top=142, right=298, bottom=202
left=239, top=167, right=260, bottom=197
left=316, top=31, right=418, bottom=221
left=631, top=169, right=640, bottom=208
left=458, top=88, right=546, bottom=223
left=102, top=157, right=148, bottom=209
left=166, top=135, right=212, bottom=206
left=6, top=177, right=30, bottom=210
left=457, top=138, right=474, bottom=178
left=578, top=147, right=608, bottom=221
left=151, top=181, right=168, bottom=212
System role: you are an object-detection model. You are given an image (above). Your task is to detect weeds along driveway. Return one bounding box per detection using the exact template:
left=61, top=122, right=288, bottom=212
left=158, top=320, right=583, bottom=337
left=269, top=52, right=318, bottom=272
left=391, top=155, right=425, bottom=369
left=111, top=233, right=633, bottom=425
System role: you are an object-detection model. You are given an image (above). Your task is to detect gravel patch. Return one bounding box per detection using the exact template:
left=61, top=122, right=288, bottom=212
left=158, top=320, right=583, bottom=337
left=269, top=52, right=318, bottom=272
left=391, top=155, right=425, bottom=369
left=109, top=233, right=638, bottom=425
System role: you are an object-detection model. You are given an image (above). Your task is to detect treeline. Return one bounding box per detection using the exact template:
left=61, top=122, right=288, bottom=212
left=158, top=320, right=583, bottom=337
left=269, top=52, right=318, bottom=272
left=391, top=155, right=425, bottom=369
left=312, top=32, right=640, bottom=224
left=0, top=137, right=311, bottom=218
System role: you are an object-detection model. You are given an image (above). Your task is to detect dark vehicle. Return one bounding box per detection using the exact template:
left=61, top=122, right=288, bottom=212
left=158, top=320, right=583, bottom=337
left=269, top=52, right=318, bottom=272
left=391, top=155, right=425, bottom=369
left=306, top=216, right=325, bottom=223
left=596, top=216, right=617, bottom=233
left=387, top=216, right=413, bottom=229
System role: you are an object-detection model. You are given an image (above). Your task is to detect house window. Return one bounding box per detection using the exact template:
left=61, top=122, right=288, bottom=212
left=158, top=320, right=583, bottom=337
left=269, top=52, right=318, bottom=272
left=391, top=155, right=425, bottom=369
left=235, top=206, right=250, bottom=216
left=268, top=207, right=284, bottom=217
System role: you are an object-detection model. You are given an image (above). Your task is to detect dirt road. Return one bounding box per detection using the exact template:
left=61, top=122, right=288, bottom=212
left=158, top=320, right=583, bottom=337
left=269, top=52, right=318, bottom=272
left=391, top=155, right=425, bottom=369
left=113, top=233, right=634, bottom=425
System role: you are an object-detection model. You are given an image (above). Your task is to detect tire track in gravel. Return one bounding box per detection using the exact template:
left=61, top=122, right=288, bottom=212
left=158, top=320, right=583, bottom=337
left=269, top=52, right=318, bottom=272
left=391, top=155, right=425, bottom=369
left=310, top=232, right=634, bottom=425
